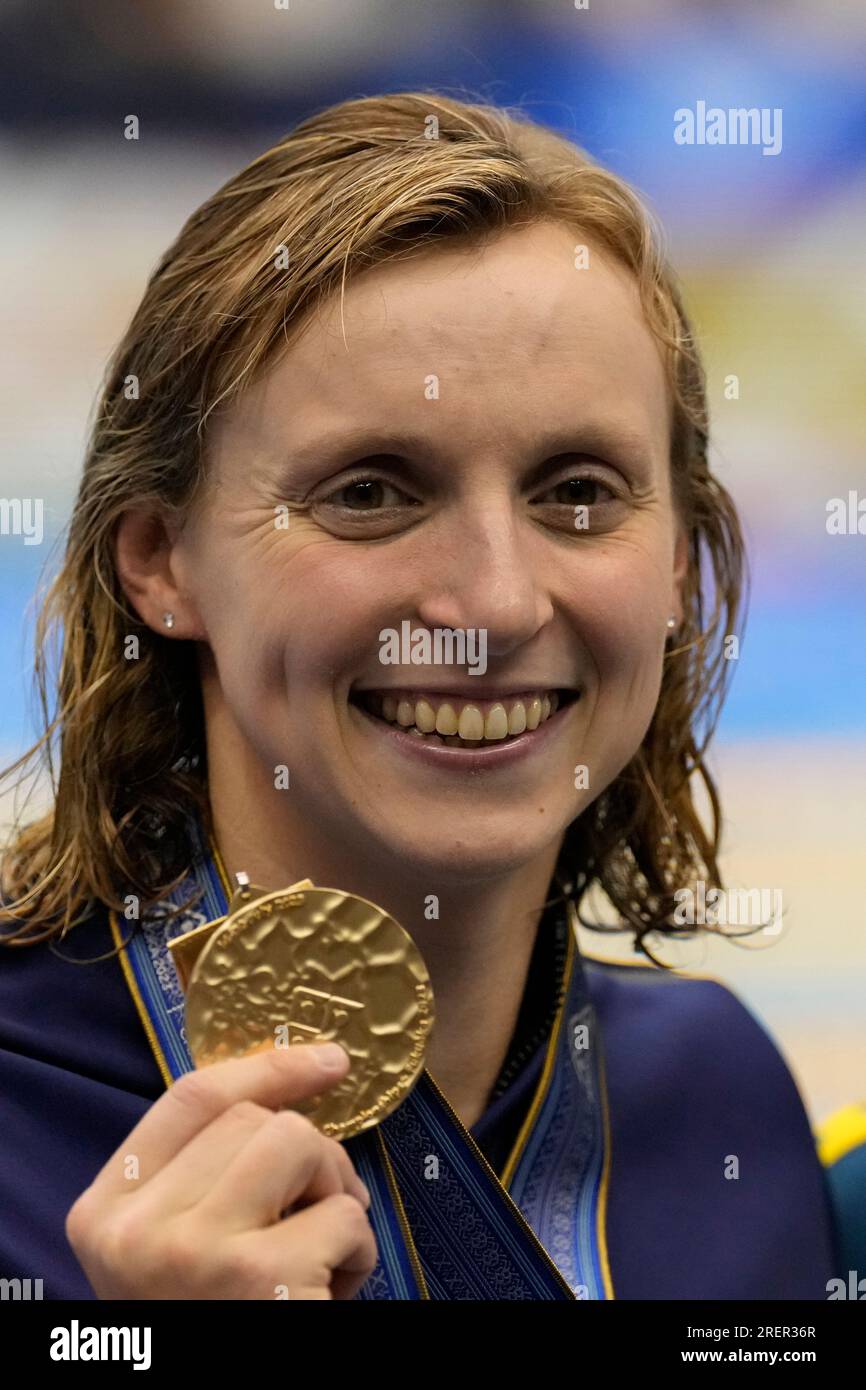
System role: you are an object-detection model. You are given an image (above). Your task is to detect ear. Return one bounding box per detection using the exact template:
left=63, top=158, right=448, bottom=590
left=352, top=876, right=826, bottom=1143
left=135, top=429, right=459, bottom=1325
left=114, top=507, right=207, bottom=639
left=670, top=518, right=689, bottom=628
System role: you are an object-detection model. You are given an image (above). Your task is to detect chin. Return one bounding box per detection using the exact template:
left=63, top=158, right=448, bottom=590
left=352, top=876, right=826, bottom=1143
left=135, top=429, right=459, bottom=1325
left=364, top=817, right=560, bottom=883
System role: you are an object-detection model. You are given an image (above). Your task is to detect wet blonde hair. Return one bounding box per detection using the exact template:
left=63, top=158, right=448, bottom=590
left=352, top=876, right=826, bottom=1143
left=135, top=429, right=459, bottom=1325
left=0, top=90, right=746, bottom=956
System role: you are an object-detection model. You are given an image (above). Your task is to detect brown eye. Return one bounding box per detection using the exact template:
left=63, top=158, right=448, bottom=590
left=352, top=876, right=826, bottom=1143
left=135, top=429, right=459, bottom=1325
left=545, top=477, right=615, bottom=507
left=323, top=476, right=415, bottom=511
left=530, top=471, right=624, bottom=534
left=333, top=479, right=386, bottom=509
left=310, top=472, right=423, bottom=538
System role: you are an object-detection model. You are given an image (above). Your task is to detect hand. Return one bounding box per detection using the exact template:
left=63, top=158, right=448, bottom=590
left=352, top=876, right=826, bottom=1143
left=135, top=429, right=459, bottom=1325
left=65, top=1043, right=377, bottom=1300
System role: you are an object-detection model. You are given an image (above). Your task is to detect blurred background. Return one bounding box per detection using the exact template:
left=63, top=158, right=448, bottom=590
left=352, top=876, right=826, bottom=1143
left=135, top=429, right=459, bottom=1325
left=0, top=0, right=863, bottom=1124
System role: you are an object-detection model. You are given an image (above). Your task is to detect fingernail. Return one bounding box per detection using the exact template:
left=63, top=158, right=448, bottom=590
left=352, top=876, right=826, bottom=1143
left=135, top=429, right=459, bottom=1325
left=311, top=1042, right=348, bottom=1071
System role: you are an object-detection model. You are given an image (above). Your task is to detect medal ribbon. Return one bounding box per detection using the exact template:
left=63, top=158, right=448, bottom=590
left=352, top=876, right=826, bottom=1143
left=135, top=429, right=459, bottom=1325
left=110, top=812, right=613, bottom=1300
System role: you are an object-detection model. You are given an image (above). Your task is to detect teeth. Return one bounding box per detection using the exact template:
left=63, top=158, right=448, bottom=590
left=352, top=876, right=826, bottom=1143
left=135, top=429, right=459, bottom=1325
left=525, top=697, right=542, bottom=730
left=361, top=688, right=571, bottom=743
left=484, top=704, right=508, bottom=740
left=434, top=703, right=458, bottom=736
left=507, top=702, right=527, bottom=736
left=415, top=699, right=437, bottom=733
left=458, top=705, right=484, bottom=741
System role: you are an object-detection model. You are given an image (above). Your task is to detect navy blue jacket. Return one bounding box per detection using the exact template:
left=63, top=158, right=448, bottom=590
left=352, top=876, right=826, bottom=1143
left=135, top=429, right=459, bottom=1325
left=0, top=914, right=838, bottom=1299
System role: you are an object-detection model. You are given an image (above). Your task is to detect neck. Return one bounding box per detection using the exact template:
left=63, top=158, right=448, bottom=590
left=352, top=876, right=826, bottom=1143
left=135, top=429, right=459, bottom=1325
left=204, top=766, right=563, bottom=1131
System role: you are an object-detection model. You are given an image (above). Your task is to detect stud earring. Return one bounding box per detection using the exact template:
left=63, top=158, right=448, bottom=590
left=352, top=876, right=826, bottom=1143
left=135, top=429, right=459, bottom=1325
left=666, top=616, right=676, bottom=630
left=162, top=612, right=176, bottom=630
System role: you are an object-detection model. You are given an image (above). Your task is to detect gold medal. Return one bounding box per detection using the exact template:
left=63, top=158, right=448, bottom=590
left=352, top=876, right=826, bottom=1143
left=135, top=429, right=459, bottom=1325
left=169, top=875, right=434, bottom=1140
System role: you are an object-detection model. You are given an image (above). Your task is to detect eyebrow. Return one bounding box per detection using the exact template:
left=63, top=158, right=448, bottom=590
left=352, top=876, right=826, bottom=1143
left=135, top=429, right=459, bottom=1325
left=277, top=421, right=656, bottom=486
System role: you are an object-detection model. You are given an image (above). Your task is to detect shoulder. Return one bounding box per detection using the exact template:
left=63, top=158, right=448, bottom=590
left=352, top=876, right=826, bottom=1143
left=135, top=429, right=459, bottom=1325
left=0, top=905, right=165, bottom=1298
left=582, top=951, right=836, bottom=1298
left=582, top=951, right=818, bottom=1130
left=0, top=904, right=162, bottom=1091
left=583, top=951, right=802, bottom=1092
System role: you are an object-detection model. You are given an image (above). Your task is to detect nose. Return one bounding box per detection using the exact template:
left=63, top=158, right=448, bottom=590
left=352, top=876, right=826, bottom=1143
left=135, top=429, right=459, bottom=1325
left=414, top=498, right=554, bottom=658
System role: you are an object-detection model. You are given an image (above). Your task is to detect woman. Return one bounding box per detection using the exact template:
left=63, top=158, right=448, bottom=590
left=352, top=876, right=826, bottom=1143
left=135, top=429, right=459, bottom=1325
left=0, top=91, right=837, bottom=1300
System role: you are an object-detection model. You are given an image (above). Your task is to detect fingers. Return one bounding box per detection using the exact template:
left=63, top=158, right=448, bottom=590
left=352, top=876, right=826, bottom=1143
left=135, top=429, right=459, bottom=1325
left=65, top=1042, right=380, bottom=1301
left=252, top=1193, right=379, bottom=1300
left=140, top=1100, right=370, bottom=1225
left=193, top=1111, right=356, bottom=1231
left=324, top=1137, right=371, bottom=1211
left=126, top=1100, right=280, bottom=1217
left=84, top=1043, right=350, bottom=1203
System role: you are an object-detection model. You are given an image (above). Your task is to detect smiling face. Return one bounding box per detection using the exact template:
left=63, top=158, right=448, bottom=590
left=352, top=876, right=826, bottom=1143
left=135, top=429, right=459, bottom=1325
left=167, top=219, right=687, bottom=884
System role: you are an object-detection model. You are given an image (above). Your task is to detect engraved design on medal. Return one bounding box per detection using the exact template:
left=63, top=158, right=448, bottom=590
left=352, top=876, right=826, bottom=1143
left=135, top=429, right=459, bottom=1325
left=185, top=888, right=434, bottom=1140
